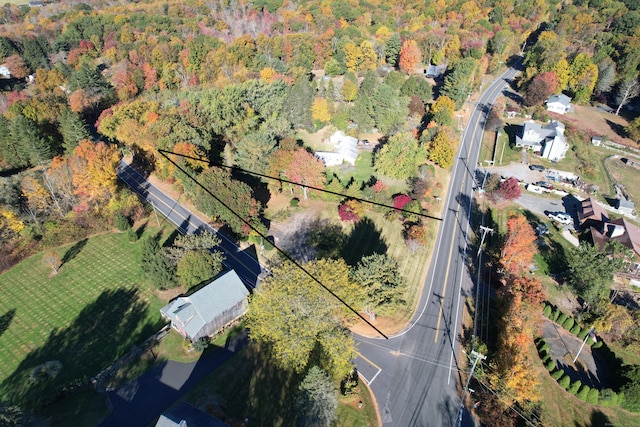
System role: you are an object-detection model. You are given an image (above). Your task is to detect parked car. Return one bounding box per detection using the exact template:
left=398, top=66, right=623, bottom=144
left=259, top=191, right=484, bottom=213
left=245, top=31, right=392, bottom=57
left=529, top=164, right=545, bottom=172
left=535, top=181, right=554, bottom=190
left=547, top=212, right=572, bottom=225
left=527, top=184, right=543, bottom=194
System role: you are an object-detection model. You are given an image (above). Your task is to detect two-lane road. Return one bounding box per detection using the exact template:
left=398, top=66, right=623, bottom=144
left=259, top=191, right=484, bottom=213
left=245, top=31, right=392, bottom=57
left=117, top=161, right=262, bottom=288
left=355, top=61, right=522, bottom=426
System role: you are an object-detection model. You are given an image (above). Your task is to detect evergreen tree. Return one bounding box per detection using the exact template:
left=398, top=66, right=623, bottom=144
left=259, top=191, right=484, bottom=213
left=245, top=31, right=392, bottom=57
left=59, top=108, right=91, bottom=154
left=385, top=33, right=402, bottom=67
left=283, top=76, right=314, bottom=130
left=234, top=130, right=278, bottom=175
left=295, top=367, right=339, bottom=427
left=140, top=235, right=176, bottom=290
left=20, top=35, right=49, bottom=72
left=0, top=116, right=27, bottom=168
left=441, top=58, right=477, bottom=109
left=11, top=115, right=53, bottom=166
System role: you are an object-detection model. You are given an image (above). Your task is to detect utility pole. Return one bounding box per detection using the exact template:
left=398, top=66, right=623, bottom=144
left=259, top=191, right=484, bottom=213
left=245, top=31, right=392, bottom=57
left=150, top=200, right=160, bottom=227
left=457, top=350, right=486, bottom=427
left=477, top=226, right=494, bottom=258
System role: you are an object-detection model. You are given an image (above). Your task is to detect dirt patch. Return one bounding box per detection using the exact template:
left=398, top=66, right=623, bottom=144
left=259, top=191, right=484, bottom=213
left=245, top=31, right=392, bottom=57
left=541, top=318, right=609, bottom=389
left=350, top=314, right=408, bottom=337
left=561, top=106, right=633, bottom=146
left=156, top=286, right=186, bottom=302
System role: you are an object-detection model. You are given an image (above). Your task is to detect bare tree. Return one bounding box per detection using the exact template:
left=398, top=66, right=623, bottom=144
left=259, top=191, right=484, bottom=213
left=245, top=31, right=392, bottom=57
left=43, top=252, right=61, bottom=273
left=615, top=79, right=639, bottom=115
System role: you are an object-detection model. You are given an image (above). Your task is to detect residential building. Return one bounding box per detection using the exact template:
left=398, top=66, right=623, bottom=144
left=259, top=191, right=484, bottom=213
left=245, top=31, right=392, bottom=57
left=160, top=270, right=249, bottom=342
left=515, top=120, right=569, bottom=161
left=0, top=65, right=10, bottom=79
left=615, top=199, right=635, bottom=216
left=315, top=131, right=359, bottom=166
left=546, top=94, right=572, bottom=115
left=155, top=402, right=229, bottom=427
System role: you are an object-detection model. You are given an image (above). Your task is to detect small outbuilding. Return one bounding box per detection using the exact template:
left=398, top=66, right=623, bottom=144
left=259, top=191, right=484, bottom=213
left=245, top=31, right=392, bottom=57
left=160, top=270, right=249, bottom=342
left=615, top=198, right=635, bottom=216
left=591, top=136, right=603, bottom=146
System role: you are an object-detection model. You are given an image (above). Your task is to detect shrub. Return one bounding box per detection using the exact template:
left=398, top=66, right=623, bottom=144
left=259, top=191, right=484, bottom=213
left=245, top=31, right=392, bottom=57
left=599, top=389, right=619, bottom=406
left=127, top=227, right=138, bottom=242
left=592, top=340, right=603, bottom=349
left=540, top=343, right=550, bottom=355
left=563, top=317, right=574, bottom=330
left=545, top=359, right=556, bottom=371
left=551, top=369, right=564, bottom=380
left=578, top=327, right=590, bottom=340
left=114, top=211, right=132, bottom=231
left=338, top=200, right=362, bottom=223
left=192, top=337, right=210, bottom=352
left=559, top=375, right=571, bottom=389
left=557, top=313, right=567, bottom=324
left=553, top=308, right=561, bottom=321
left=569, top=380, right=582, bottom=395
left=542, top=353, right=550, bottom=363
left=543, top=304, right=552, bottom=318
left=577, top=385, right=590, bottom=401
left=570, top=324, right=581, bottom=335
left=587, top=388, right=599, bottom=405
left=290, top=197, right=300, bottom=207
left=535, top=337, right=545, bottom=347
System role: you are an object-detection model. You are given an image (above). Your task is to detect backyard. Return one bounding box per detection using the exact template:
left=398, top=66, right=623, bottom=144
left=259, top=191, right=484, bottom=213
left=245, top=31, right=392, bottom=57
left=0, top=224, right=171, bottom=409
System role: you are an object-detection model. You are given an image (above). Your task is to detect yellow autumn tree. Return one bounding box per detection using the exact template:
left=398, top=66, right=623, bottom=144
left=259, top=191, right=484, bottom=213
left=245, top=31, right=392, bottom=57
left=360, top=40, right=377, bottom=70
left=70, top=140, right=120, bottom=207
left=259, top=67, right=277, bottom=83
left=311, top=98, right=331, bottom=123
left=343, top=42, right=362, bottom=73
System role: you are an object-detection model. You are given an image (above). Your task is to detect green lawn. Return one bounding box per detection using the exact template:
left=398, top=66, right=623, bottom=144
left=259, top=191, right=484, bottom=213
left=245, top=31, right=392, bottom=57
left=0, top=226, right=169, bottom=408
left=607, top=157, right=640, bottom=206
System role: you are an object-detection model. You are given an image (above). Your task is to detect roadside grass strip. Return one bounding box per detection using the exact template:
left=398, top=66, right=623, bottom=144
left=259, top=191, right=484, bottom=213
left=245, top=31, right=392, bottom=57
left=0, top=230, right=166, bottom=406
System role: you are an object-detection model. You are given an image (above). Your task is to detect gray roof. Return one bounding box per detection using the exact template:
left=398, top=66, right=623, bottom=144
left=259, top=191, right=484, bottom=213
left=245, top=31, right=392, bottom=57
left=547, top=93, right=572, bottom=107
left=160, top=270, right=249, bottom=340
left=156, top=402, right=230, bottom=427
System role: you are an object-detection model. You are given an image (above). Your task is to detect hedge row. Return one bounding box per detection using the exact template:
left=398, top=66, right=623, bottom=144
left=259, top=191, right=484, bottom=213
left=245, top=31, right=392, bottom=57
left=541, top=302, right=602, bottom=349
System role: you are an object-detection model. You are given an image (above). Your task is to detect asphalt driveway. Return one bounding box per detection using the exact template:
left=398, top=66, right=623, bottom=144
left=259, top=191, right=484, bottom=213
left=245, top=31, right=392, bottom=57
left=99, top=331, right=248, bottom=427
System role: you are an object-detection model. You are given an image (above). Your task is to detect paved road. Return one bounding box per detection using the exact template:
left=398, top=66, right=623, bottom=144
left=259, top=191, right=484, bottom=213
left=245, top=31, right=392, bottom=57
left=354, top=60, right=523, bottom=427
left=117, top=161, right=262, bottom=288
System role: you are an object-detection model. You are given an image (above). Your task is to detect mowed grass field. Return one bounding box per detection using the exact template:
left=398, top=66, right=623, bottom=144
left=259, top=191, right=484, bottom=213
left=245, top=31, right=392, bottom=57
left=0, top=227, right=168, bottom=407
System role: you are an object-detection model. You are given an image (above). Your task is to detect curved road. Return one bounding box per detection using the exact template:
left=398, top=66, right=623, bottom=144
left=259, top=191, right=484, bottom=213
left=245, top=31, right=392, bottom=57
left=354, top=61, right=522, bottom=426
left=117, top=161, right=262, bottom=288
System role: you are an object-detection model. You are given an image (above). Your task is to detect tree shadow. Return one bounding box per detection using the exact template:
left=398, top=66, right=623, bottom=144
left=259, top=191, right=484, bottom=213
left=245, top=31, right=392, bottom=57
left=605, top=119, right=627, bottom=139
left=573, top=409, right=611, bottom=427
left=0, top=308, right=16, bottom=339
left=135, top=221, right=147, bottom=240
left=503, top=123, right=520, bottom=147
left=61, top=238, right=88, bottom=266
left=0, top=288, right=161, bottom=409
left=341, top=217, right=388, bottom=266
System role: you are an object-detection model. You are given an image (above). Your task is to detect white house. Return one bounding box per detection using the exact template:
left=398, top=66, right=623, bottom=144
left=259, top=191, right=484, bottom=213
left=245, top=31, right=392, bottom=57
left=0, top=65, right=10, bottom=79
left=516, top=120, right=569, bottom=161
left=545, top=94, right=572, bottom=115
left=315, top=131, right=359, bottom=166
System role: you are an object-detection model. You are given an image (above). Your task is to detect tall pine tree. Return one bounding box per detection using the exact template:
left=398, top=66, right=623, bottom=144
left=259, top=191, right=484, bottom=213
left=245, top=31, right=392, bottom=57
left=59, top=108, right=91, bottom=154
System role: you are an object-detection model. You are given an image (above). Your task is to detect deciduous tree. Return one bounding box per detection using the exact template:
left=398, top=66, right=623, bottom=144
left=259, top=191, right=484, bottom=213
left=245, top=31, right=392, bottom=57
left=375, top=132, right=427, bottom=180
left=500, top=214, right=536, bottom=275
left=399, top=40, right=421, bottom=73
left=69, top=139, right=119, bottom=206
left=246, top=259, right=362, bottom=380
left=176, top=250, right=225, bottom=288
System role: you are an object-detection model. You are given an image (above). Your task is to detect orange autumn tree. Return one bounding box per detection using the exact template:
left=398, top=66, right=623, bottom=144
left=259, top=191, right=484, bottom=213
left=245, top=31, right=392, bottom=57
left=489, top=275, right=545, bottom=407
left=399, top=39, right=421, bottom=74
left=69, top=139, right=120, bottom=208
left=500, top=213, right=537, bottom=275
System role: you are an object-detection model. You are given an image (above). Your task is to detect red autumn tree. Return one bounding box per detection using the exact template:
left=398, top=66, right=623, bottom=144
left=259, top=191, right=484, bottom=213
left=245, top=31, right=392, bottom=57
left=393, top=194, right=412, bottom=210
left=524, top=71, right=559, bottom=106
left=497, top=177, right=521, bottom=200
left=285, top=149, right=325, bottom=199
left=399, top=39, right=421, bottom=74
left=338, top=200, right=362, bottom=223
left=5, top=54, right=29, bottom=78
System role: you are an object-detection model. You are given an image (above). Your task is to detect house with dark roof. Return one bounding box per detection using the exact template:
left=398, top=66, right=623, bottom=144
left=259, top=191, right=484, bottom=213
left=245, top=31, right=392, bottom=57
left=546, top=94, right=572, bottom=115
left=155, top=402, right=230, bottom=427
left=160, top=270, right=249, bottom=342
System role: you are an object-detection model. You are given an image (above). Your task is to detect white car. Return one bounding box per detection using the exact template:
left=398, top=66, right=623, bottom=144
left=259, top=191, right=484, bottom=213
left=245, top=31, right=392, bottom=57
left=548, top=212, right=572, bottom=225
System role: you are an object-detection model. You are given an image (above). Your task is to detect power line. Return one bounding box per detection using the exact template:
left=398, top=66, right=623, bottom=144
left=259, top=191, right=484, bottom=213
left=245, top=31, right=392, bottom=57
left=157, top=149, right=443, bottom=223
left=157, top=150, right=389, bottom=339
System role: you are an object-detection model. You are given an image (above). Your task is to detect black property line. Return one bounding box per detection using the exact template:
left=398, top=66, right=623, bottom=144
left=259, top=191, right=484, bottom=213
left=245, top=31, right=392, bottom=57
left=157, top=150, right=389, bottom=339
left=157, top=149, right=443, bottom=222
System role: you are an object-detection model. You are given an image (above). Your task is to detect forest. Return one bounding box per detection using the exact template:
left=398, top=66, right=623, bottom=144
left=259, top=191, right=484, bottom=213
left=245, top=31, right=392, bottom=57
left=0, top=0, right=639, bottom=425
